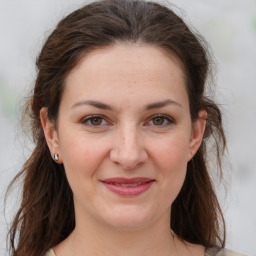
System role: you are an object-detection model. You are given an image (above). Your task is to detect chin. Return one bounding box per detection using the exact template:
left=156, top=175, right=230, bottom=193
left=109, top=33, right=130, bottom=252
left=101, top=205, right=157, bottom=231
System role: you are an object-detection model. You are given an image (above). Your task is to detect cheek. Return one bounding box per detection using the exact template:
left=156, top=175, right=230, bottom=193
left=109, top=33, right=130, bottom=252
left=153, top=132, right=190, bottom=168
left=159, top=142, right=188, bottom=183
left=59, top=131, right=109, bottom=185
left=151, top=134, right=190, bottom=200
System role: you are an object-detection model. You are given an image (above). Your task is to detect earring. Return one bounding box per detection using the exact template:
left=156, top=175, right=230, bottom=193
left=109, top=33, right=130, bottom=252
left=54, top=153, right=59, bottom=162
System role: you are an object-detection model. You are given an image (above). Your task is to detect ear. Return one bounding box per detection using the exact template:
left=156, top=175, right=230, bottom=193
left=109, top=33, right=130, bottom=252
left=40, top=107, right=62, bottom=164
left=187, top=110, right=207, bottom=161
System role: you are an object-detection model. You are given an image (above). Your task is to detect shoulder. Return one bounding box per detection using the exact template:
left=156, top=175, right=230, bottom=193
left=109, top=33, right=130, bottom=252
left=205, top=248, right=247, bottom=256
left=45, top=247, right=246, bottom=256
left=45, top=249, right=56, bottom=256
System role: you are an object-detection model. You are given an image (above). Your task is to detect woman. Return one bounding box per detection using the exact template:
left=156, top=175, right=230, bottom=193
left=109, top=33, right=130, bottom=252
left=7, top=0, right=245, bottom=255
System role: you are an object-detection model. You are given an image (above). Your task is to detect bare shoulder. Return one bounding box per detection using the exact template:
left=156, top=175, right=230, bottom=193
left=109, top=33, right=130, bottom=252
left=174, top=237, right=205, bottom=256
left=185, top=241, right=206, bottom=256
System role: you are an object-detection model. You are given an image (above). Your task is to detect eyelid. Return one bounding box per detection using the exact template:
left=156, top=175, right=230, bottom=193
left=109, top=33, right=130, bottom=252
left=144, top=114, right=175, bottom=126
left=81, top=114, right=110, bottom=127
left=80, top=114, right=174, bottom=128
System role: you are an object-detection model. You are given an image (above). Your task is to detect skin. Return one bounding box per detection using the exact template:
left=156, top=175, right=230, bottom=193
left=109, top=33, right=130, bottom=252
left=41, top=44, right=207, bottom=256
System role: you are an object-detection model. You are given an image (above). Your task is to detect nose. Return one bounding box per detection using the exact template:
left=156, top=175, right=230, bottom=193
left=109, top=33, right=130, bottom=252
left=110, top=125, right=148, bottom=169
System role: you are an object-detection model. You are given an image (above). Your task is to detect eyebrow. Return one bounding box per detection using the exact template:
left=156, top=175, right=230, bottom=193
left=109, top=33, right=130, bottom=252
left=72, top=100, right=113, bottom=110
left=71, top=99, right=182, bottom=110
left=144, top=99, right=182, bottom=110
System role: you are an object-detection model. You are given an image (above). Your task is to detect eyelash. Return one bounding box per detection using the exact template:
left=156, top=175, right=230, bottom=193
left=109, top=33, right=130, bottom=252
left=146, top=114, right=174, bottom=127
left=81, top=114, right=174, bottom=128
left=81, top=115, right=109, bottom=128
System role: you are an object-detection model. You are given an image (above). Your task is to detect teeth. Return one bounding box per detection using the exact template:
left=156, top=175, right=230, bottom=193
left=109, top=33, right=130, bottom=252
left=121, top=183, right=142, bottom=187
left=110, top=182, right=146, bottom=187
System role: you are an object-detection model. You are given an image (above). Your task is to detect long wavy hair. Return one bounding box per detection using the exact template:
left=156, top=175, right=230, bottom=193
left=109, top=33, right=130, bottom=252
left=6, top=0, right=226, bottom=255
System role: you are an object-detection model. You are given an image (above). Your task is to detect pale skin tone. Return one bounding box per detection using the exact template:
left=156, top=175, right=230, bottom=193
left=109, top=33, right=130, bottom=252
left=41, top=44, right=207, bottom=256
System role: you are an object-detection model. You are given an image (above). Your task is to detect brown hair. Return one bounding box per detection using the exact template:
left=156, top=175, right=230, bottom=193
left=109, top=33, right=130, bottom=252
left=7, top=0, right=226, bottom=255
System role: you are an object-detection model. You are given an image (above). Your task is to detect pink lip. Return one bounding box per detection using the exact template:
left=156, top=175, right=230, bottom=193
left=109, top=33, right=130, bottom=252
left=101, top=177, right=155, bottom=197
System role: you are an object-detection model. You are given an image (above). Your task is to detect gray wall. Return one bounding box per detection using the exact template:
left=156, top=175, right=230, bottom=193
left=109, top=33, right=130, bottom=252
left=0, top=0, right=255, bottom=255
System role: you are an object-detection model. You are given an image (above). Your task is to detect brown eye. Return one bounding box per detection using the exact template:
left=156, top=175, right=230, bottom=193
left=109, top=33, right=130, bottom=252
left=90, top=117, right=103, bottom=126
left=82, top=115, right=107, bottom=127
left=147, top=115, right=174, bottom=127
left=152, top=116, right=165, bottom=125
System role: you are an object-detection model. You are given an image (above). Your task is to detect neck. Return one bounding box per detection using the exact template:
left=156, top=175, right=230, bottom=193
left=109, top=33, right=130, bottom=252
left=61, top=208, right=178, bottom=256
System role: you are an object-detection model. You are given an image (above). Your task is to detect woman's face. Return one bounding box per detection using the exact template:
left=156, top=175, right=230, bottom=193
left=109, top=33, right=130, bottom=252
left=42, top=44, right=206, bottom=231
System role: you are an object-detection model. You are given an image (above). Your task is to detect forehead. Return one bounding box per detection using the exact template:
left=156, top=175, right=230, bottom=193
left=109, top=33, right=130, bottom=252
left=68, top=44, right=185, bottom=83
left=62, top=44, right=188, bottom=109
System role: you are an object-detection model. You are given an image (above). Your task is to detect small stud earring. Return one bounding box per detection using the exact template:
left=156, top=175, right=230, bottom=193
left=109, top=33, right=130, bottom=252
left=54, top=153, right=59, bottom=162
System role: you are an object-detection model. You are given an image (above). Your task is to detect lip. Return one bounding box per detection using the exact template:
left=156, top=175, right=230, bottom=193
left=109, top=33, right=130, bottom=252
left=101, top=177, right=155, bottom=197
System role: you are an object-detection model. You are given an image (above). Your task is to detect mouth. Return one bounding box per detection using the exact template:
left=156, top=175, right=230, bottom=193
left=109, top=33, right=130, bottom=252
left=106, top=182, right=149, bottom=187
left=101, top=177, right=155, bottom=196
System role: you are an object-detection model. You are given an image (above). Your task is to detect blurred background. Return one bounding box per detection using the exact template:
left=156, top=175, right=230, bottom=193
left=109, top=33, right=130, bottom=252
left=0, top=0, right=255, bottom=255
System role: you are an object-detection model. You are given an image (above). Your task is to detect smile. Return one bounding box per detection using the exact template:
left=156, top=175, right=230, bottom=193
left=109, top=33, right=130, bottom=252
left=101, top=177, right=155, bottom=196
left=108, top=182, right=148, bottom=187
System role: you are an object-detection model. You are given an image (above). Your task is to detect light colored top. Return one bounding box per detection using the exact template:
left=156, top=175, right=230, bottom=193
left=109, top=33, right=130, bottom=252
left=45, top=249, right=56, bottom=256
left=45, top=248, right=247, bottom=256
left=205, top=248, right=247, bottom=256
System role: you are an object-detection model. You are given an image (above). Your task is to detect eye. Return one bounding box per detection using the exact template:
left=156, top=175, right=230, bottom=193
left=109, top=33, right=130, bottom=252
left=81, top=115, right=108, bottom=127
left=152, top=116, right=165, bottom=125
left=147, top=114, right=174, bottom=127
